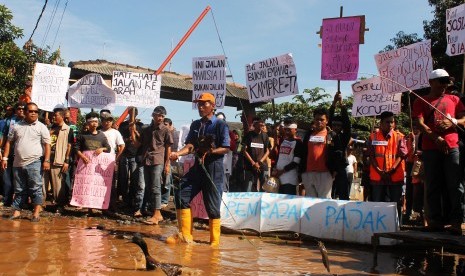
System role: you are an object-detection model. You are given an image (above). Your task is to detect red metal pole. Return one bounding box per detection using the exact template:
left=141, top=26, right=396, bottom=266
left=155, top=6, right=211, bottom=76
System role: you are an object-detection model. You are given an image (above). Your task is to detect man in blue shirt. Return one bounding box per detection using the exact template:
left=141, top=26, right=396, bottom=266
left=169, top=93, right=230, bottom=246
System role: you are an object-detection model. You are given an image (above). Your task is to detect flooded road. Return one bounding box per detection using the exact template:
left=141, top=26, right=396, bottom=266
left=0, top=213, right=464, bottom=275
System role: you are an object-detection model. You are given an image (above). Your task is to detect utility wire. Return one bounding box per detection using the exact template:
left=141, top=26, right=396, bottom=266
left=210, top=8, right=249, bottom=129
left=51, top=0, right=69, bottom=50
left=28, top=0, right=49, bottom=42
left=41, top=0, right=60, bottom=49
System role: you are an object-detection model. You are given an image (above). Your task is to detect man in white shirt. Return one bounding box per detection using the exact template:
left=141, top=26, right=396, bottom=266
left=100, top=111, right=125, bottom=210
left=346, top=146, right=358, bottom=197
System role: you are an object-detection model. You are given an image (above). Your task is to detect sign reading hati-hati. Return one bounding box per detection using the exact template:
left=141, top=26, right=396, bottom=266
left=31, top=63, right=71, bottom=112
left=351, top=76, right=401, bottom=117
left=374, top=40, right=432, bottom=94
left=246, top=53, right=299, bottom=103
left=192, top=55, right=226, bottom=109
left=68, top=73, right=116, bottom=110
left=446, top=3, right=465, bottom=56
left=112, top=71, right=161, bottom=108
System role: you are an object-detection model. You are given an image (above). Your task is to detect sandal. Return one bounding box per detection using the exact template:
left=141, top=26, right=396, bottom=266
left=143, top=219, right=159, bottom=225
left=31, top=216, right=40, bottom=223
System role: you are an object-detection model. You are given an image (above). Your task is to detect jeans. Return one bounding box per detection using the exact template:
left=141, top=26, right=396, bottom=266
left=176, top=159, right=223, bottom=219
left=2, top=159, right=14, bottom=205
left=371, top=184, right=403, bottom=224
left=161, top=166, right=172, bottom=205
left=423, top=148, right=464, bottom=225
left=143, top=164, right=163, bottom=211
left=332, top=168, right=350, bottom=200
left=118, top=156, right=138, bottom=205
left=132, top=162, right=145, bottom=212
left=244, top=167, right=268, bottom=192
left=12, top=160, right=43, bottom=210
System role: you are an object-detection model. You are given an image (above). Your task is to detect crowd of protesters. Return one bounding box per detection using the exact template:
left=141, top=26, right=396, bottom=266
left=1, top=68, right=465, bottom=238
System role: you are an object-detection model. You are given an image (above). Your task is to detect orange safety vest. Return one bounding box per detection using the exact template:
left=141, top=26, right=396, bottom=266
left=369, top=130, right=405, bottom=183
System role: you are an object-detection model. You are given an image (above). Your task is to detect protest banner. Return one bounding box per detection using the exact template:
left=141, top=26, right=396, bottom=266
left=446, top=3, right=465, bottom=56
left=70, top=151, right=115, bottom=209
left=31, top=63, right=71, bottom=111
left=246, top=53, right=299, bottom=103
left=219, top=192, right=398, bottom=245
left=192, top=56, right=226, bottom=109
left=321, top=17, right=361, bottom=81
left=351, top=77, right=401, bottom=117
left=112, top=71, right=161, bottom=108
left=374, top=40, right=432, bottom=94
left=68, top=73, right=116, bottom=110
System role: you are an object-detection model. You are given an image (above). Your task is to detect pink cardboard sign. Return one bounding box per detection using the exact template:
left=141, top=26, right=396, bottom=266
left=70, top=151, right=115, bottom=209
left=321, top=17, right=361, bottom=81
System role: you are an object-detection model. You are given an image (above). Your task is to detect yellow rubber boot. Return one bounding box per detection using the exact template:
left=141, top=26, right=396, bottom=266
left=166, top=209, right=193, bottom=244
left=209, top=218, right=221, bottom=246
left=180, top=208, right=194, bottom=243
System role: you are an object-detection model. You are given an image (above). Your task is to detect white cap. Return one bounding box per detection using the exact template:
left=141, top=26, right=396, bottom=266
left=429, top=69, right=449, bottom=80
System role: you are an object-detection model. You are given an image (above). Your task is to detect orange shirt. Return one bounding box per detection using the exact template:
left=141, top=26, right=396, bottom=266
left=306, top=128, right=328, bottom=172
left=18, top=93, right=31, bottom=103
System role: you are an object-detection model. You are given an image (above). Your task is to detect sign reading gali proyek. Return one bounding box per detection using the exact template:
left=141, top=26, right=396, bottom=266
left=31, top=63, right=71, bottom=112
left=446, top=3, right=465, bottom=56
left=112, top=71, right=161, bottom=108
left=192, top=55, right=226, bottom=109
left=246, top=53, right=299, bottom=103
left=351, top=77, right=401, bottom=117
left=68, top=73, right=116, bottom=110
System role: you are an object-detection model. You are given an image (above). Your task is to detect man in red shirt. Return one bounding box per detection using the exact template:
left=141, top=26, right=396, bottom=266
left=413, top=69, right=465, bottom=234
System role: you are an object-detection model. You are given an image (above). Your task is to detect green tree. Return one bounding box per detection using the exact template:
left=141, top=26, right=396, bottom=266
left=0, top=4, right=64, bottom=114
left=423, top=0, right=464, bottom=81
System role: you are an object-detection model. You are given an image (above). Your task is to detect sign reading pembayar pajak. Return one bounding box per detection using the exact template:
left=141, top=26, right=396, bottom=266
left=446, top=3, right=465, bottom=56
left=192, top=55, right=226, bottom=109
left=351, top=77, right=401, bottom=117
left=31, top=63, right=71, bottom=111
left=374, top=40, right=432, bottom=94
left=246, top=53, right=299, bottom=103
left=68, top=73, right=116, bottom=110
left=112, top=71, right=161, bottom=108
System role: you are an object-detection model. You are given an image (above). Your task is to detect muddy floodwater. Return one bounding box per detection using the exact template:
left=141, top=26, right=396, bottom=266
left=0, top=213, right=464, bottom=275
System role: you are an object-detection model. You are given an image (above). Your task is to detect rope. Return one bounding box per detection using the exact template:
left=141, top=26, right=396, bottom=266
left=195, top=154, right=257, bottom=248
left=40, top=0, right=60, bottom=49
left=209, top=8, right=250, bottom=130
left=51, top=0, right=69, bottom=50
left=28, top=0, right=49, bottom=42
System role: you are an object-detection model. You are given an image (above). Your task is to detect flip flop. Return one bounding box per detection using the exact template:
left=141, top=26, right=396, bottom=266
left=31, top=216, right=40, bottom=223
left=8, top=215, right=21, bottom=220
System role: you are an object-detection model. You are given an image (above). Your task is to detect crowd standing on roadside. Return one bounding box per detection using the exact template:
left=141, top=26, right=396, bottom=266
left=1, top=70, right=465, bottom=241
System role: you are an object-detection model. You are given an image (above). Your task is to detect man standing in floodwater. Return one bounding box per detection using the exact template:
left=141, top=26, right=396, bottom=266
left=168, top=92, right=230, bottom=246
left=1, top=102, right=51, bottom=222
left=413, top=69, right=465, bottom=235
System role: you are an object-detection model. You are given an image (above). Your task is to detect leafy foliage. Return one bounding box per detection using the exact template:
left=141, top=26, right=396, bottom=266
left=0, top=4, right=63, bottom=116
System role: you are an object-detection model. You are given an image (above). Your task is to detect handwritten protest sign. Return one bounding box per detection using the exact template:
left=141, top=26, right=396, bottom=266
left=68, top=74, right=115, bottom=110
left=112, top=71, right=161, bottom=108
left=321, top=17, right=361, bottom=80
left=351, top=77, right=401, bottom=117
left=446, top=3, right=465, bottom=56
left=70, top=151, right=115, bottom=209
left=31, top=63, right=70, bottom=111
left=192, top=56, right=226, bottom=109
left=220, top=193, right=398, bottom=245
left=246, top=53, right=299, bottom=103
left=374, top=40, right=432, bottom=94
